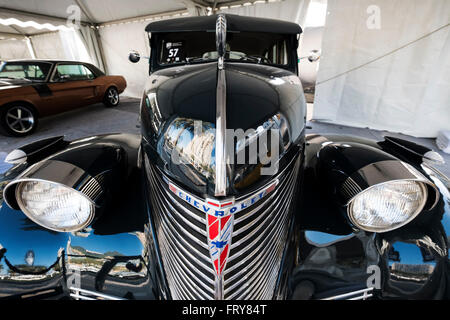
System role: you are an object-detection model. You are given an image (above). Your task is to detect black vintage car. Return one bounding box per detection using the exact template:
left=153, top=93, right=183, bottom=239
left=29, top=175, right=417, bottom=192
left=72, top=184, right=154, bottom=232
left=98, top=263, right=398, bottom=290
left=0, top=14, right=449, bottom=300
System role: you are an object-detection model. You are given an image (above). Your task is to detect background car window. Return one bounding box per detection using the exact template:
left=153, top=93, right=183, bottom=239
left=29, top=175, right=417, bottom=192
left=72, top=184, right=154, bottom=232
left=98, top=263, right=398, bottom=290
left=0, top=62, right=51, bottom=81
left=54, top=64, right=95, bottom=81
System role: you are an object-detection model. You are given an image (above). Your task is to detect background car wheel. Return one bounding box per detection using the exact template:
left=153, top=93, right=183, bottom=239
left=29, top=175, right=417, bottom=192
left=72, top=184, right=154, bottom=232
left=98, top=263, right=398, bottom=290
left=103, top=87, right=120, bottom=107
left=0, top=104, right=38, bottom=137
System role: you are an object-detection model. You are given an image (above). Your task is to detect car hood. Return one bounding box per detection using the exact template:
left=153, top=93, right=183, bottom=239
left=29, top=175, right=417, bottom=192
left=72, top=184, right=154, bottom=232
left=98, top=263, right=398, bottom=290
left=140, top=61, right=306, bottom=197
left=148, top=62, right=303, bottom=130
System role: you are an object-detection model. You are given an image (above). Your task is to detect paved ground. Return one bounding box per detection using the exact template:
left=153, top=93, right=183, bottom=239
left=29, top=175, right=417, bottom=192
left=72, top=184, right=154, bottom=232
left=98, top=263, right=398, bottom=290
left=0, top=98, right=448, bottom=177
left=0, top=97, right=140, bottom=173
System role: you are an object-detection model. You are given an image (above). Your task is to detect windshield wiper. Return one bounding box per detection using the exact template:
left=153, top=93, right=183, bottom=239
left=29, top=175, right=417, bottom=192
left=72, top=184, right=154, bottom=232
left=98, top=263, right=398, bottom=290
left=239, top=55, right=271, bottom=64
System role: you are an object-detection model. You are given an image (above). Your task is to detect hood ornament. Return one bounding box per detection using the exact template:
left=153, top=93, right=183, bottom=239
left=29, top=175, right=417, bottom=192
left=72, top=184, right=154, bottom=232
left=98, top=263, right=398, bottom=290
left=216, top=14, right=227, bottom=70
left=215, top=14, right=228, bottom=197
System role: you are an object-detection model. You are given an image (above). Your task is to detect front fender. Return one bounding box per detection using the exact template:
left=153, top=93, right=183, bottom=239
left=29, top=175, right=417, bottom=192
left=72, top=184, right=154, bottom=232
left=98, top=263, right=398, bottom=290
left=289, top=134, right=450, bottom=300
left=0, top=134, right=157, bottom=300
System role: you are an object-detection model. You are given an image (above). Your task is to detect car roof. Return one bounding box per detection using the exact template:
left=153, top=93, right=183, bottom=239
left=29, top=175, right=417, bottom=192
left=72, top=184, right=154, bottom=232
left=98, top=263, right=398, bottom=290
left=3, top=60, right=105, bottom=76
left=5, top=59, right=91, bottom=64
left=146, top=14, right=302, bottom=35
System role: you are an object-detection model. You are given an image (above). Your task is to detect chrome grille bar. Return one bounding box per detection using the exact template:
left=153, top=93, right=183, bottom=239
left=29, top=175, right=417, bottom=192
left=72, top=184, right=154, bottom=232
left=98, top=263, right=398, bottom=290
left=321, top=287, right=374, bottom=300
left=145, top=158, right=215, bottom=299
left=69, top=287, right=125, bottom=300
left=224, top=159, right=299, bottom=300
left=145, top=153, right=300, bottom=300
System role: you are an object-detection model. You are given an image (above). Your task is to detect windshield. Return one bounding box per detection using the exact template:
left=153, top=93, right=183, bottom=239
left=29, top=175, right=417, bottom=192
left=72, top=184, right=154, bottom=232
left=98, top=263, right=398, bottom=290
left=0, top=62, right=52, bottom=81
left=156, top=31, right=291, bottom=67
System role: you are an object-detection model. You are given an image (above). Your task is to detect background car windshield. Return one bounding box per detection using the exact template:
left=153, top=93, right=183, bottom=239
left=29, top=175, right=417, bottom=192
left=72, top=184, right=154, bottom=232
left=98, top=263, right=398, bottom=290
left=0, top=62, right=51, bottom=81
left=157, top=31, right=290, bottom=66
left=53, top=64, right=95, bottom=81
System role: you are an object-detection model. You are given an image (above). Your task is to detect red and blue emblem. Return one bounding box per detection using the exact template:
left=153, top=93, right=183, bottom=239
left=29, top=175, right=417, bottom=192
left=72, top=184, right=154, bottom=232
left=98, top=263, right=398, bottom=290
left=207, top=211, right=233, bottom=275
left=168, top=180, right=278, bottom=276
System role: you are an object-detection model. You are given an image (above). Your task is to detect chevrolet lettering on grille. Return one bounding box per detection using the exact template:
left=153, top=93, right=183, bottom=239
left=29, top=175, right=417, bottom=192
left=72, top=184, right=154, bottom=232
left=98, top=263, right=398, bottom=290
left=168, top=181, right=278, bottom=276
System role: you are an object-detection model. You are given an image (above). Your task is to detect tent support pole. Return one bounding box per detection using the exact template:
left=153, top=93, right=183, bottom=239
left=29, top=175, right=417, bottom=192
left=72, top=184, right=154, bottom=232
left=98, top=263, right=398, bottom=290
left=26, top=37, right=37, bottom=59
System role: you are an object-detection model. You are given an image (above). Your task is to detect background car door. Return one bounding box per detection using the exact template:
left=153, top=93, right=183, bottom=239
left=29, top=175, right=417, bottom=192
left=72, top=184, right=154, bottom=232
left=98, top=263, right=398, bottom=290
left=46, top=63, right=99, bottom=114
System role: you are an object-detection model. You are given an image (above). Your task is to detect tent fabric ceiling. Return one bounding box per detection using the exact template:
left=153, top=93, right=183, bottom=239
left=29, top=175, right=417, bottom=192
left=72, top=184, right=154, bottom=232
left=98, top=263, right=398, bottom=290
left=0, top=0, right=250, bottom=35
left=0, top=0, right=187, bottom=23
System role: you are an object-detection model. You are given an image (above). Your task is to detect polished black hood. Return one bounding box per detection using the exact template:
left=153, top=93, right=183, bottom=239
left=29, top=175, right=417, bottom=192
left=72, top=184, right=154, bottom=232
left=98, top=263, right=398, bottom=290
left=140, top=61, right=306, bottom=198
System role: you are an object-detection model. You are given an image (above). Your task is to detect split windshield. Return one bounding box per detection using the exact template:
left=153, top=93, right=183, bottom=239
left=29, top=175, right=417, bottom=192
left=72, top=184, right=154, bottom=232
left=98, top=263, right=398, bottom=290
left=157, top=31, right=291, bottom=67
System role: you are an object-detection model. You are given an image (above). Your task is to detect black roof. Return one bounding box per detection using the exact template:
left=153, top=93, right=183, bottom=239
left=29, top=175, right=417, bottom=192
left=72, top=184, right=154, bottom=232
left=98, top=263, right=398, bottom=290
left=5, top=60, right=105, bottom=76
left=146, top=14, right=302, bottom=34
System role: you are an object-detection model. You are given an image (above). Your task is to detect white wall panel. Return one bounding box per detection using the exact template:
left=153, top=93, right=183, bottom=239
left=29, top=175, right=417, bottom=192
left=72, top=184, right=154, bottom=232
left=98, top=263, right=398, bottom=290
left=313, top=0, right=450, bottom=137
left=0, top=39, right=31, bottom=59
left=98, top=20, right=151, bottom=98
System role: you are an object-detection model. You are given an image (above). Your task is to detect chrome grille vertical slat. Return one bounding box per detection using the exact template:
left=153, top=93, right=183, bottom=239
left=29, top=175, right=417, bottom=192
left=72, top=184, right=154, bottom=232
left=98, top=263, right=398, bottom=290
left=145, top=157, right=215, bottom=300
left=149, top=172, right=215, bottom=271
left=159, top=240, right=213, bottom=299
left=224, top=158, right=299, bottom=300
left=225, top=173, right=295, bottom=266
left=145, top=152, right=300, bottom=300
left=225, top=201, right=291, bottom=299
left=150, top=175, right=209, bottom=250
left=224, top=202, right=291, bottom=287
left=156, top=216, right=215, bottom=286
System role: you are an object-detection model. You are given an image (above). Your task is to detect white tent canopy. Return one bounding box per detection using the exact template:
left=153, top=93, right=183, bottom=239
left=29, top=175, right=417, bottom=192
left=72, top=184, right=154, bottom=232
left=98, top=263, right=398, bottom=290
left=1, top=0, right=448, bottom=138
left=313, top=0, right=450, bottom=138
left=0, top=0, right=311, bottom=97
left=98, top=0, right=311, bottom=97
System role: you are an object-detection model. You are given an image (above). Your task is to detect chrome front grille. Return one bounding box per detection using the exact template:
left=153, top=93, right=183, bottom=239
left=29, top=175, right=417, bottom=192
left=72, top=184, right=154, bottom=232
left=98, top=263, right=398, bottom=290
left=223, top=162, right=299, bottom=299
left=144, top=155, right=300, bottom=300
left=146, top=161, right=216, bottom=300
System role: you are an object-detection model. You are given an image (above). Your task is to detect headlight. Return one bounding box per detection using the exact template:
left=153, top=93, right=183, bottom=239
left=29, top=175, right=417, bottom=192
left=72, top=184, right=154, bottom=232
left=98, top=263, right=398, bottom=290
left=15, top=180, right=95, bottom=232
left=348, top=180, right=428, bottom=232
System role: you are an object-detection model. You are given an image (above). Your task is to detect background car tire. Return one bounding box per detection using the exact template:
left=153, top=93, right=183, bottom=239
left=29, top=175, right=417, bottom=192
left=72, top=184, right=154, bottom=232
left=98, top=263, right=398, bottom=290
left=103, top=87, right=120, bottom=107
left=0, top=103, right=38, bottom=137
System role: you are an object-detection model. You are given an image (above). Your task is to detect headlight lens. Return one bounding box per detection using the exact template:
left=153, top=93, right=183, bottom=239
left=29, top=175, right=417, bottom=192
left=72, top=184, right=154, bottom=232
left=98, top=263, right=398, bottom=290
left=16, top=180, right=95, bottom=232
left=348, top=180, right=427, bottom=232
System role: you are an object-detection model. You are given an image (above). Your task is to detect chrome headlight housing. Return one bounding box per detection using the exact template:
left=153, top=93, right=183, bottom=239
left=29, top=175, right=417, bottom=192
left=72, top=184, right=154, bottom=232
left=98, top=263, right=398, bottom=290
left=347, top=180, right=428, bottom=232
left=3, top=160, right=103, bottom=232
left=15, top=180, right=95, bottom=232
left=342, top=160, right=439, bottom=233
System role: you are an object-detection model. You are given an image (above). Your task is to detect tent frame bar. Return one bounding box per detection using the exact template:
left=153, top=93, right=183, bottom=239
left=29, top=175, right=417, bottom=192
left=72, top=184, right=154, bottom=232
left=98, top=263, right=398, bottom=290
left=98, top=9, right=189, bottom=27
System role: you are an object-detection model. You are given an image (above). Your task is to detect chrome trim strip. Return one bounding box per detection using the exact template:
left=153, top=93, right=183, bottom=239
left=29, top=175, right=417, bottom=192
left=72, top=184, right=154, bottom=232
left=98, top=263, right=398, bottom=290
left=321, top=287, right=374, bottom=300
left=69, top=287, right=125, bottom=300
left=214, top=13, right=228, bottom=196
left=215, top=67, right=227, bottom=196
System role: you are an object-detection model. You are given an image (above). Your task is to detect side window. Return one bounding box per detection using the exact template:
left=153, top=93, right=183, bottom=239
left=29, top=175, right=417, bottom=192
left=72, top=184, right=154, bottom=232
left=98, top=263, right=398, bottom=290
left=26, top=65, right=45, bottom=80
left=266, top=40, right=288, bottom=65
left=53, top=64, right=95, bottom=81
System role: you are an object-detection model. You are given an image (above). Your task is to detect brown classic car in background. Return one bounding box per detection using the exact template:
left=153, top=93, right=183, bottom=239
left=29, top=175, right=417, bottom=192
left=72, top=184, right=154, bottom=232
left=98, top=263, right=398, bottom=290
left=0, top=60, right=126, bottom=136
